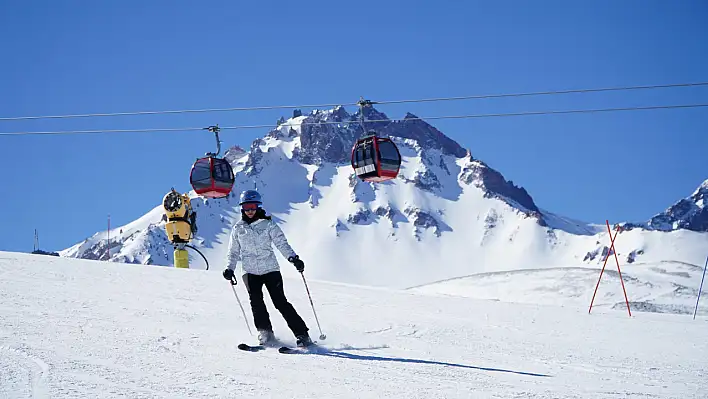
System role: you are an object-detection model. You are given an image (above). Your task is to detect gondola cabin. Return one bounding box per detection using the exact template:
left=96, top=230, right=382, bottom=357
left=351, top=134, right=401, bottom=182
left=189, top=156, right=235, bottom=198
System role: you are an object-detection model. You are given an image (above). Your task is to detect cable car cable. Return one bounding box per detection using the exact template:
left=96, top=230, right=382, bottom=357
left=0, top=126, right=206, bottom=136
left=375, top=81, right=708, bottom=106
left=1, top=103, right=706, bottom=137
left=1, top=81, right=707, bottom=122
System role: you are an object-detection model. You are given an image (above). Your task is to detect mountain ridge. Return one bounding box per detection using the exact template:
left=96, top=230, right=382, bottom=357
left=622, top=179, right=708, bottom=233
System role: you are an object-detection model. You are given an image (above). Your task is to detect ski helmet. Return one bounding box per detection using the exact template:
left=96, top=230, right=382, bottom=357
left=239, top=190, right=262, bottom=205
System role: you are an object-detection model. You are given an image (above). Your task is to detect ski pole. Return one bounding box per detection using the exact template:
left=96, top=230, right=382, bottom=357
left=229, top=278, right=253, bottom=335
left=300, top=272, right=326, bottom=340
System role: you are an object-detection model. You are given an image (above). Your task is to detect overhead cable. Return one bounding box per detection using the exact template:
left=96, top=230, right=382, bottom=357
left=1, top=103, right=706, bottom=137
left=0, top=81, right=706, bottom=122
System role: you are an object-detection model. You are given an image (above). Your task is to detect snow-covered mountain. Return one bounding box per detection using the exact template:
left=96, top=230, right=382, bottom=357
left=622, top=179, right=708, bottom=232
left=60, top=105, right=708, bottom=294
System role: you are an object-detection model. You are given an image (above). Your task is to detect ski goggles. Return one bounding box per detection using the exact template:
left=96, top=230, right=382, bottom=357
left=241, top=202, right=259, bottom=211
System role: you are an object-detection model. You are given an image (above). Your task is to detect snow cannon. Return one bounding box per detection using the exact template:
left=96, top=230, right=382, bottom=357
left=162, top=188, right=197, bottom=269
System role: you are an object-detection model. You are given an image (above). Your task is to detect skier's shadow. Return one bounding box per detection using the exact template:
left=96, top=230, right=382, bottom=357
left=312, top=346, right=551, bottom=378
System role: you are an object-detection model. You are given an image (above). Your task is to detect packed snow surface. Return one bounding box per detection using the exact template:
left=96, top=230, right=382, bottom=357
left=1, top=251, right=706, bottom=398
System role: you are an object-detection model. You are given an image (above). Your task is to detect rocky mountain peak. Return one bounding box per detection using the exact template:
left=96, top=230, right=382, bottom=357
left=279, top=105, right=468, bottom=166
left=623, top=179, right=708, bottom=232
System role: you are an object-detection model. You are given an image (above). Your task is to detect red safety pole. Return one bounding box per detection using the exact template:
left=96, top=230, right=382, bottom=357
left=589, top=221, right=619, bottom=313
left=609, top=222, right=632, bottom=317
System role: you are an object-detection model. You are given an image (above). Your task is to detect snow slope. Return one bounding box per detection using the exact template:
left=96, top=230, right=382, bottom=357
left=409, top=260, right=708, bottom=316
left=1, top=251, right=706, bottom=398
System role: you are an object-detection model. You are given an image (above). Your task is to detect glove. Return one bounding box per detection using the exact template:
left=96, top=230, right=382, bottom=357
left=223, top=268, right=235, bottom=282
left=288, top=255, right=305, bottom=272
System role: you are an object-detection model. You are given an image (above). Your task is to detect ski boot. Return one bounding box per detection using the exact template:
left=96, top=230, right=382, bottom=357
left=296, top=333, right=313, bottom=348
left=258, top=329, right=276, bottom=345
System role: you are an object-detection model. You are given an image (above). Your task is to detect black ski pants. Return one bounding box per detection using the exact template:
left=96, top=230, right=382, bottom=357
left=242, top=271, right=308, bottom=337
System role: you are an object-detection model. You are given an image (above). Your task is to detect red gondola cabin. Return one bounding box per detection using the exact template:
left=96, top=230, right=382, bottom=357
left=190, top=157, right=235, bottom=198
left=351, top=134, right=401, bottom=182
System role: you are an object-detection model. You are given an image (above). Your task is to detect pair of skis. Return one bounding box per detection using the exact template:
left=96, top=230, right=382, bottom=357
left=238, top=342, right=315, bottom=354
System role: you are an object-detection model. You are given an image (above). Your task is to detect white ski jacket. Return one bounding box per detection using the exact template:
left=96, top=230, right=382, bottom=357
left=225, top=217, right=297, bottom=276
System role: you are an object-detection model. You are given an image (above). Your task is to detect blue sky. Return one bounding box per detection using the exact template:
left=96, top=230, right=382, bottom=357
left=0, top=0, right=706, bottom=253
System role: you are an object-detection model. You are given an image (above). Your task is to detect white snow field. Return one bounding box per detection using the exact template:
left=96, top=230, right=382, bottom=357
left=1, top=251, right=706, bottom=398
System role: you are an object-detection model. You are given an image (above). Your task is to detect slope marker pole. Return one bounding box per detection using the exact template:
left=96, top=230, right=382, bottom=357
left=609, top=221, right=631, bottom=317
left=589, top=220, right=630, bottom=316
left=107, top=214, right=111, bottom=260
left=693, top=254, right=708, bottom=320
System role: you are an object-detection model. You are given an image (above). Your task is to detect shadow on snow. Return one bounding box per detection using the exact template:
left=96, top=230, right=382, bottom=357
left=308, top=345, right=551, bottom=378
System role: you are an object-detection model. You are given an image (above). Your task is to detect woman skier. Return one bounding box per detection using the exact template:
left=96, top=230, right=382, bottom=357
left=222, top=189, right=313, bottom=347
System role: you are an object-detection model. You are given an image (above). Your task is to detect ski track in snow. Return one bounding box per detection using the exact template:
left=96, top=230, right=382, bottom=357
left=1, top=251, right=707, bottom=398
left=0, top=345, right=49, bottom=399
